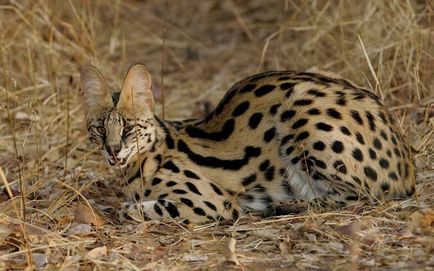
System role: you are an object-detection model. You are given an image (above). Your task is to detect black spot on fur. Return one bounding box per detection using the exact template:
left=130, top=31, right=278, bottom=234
left=381, top=183, right=390, bottom=192
left=336, top=97, right=347, bottom=106
left=351, top=110, right=364, bottom=125
left=162, top=161, right=180, bottom=173
left=184, top=170, right=200, bottom=180
left=185, top=119, right=234, bottom=141
left=281, top=134, right=294, bottom=146
left=264, top=166, right=275, bottom=181
left=369, top=148, right=377, bottom=160
left=254, top=85, right=276, bottom=97
left=364, top=166, right=378, bottom=181
left=280, top=82, right=294, bottom=90
left=356, top=132, right=365, bottom=145
left=352, top=148, right=364, bottom=161
left=151, top=177, right=163, bottom=186
left=291, top=156, right=300, bottom=165
left=204, top=201, right=217, bottom=211
left=333, top=160, right=347, bottom=174
left=380, top=130, right=388, bottom=141
left=379, top=158, right=390, bottom=169
left=154, top=204, right=163, bottom=216
left=314, top=158, right=327, bottom=169
left=394, top=148, right=401, bottom=158
left=164, top=202, right=180, bottom=218
left=239, top=84, right=256, bottom=93
left=232, top=209, right=240, bottom=221
left=158, top=193, right=168, bottom=199
left=295, top=131, right=310, bottom=142
left=232, top=101, right=250, bottom=117
left=316, top=122, right=333, bottom=131
left=307, top=89, right=326, bottom=97
left=286, top=146, right=295, bottom=155
left=331, top=141, right=344, bottom=153
left=166, top=181, right=177, bottom=187
left=365, top=111, right=376, bottom=131
left=193, top=207, right=207, bottom=216
left=181, top=198, right=194, bottom=207
left=242, top=174, right=257, bottom=186
left=373, top=138, right=382, bottom=150
left=308, top=108, right=321, bottom=115
left=294, top=99, right=313, bottom=106
left=340, top=126, right=351, bottom=136
left=292, top=118, right=309, bottom=129
left=327, top=108, right=342, bottom=119
left=269, top=104, right=280, bottom=115
left=280, top=110, right=296, bottom=122
left=391, top=135, right=397, bottom=145
left=210, top=183, right=223, bottom=195
left=259, top=160, right=270, bottom=171
left=378, top=111, right=388, bottom=124
left=186, top=182, right=202, bottom=195
left=388, top=172, right=398, bottom=181
left=313, top=141, right=326, bottom=151
left=144, top=190, right=151, bottom=197
left=248, top=113, right=263, bottom=129
left=173, top=189, right=188, bottom=194
left=263, top=127, right=276, bottom=142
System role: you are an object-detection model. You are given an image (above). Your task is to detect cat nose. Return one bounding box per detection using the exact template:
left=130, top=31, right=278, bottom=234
left=109, top=144, right=122, bottom=156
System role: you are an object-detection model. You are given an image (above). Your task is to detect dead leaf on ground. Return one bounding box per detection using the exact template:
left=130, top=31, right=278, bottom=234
left=411, top=209, right=434, bottom=234
left=74, top=202, right=106, bottom=227
left=87, top=246, right=107, bottom=259
left=335, top=220, right=361, bottom=237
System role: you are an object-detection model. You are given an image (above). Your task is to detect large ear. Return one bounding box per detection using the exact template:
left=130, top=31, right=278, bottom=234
left=117, top=64, right=154, bottom=117
left=80, top=65, right=113, bottom=118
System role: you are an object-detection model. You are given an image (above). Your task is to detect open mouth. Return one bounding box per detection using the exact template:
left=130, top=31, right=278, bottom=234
left=108, top=157, right=126, bottom=166
left=107, top=150, right=132, bottom=167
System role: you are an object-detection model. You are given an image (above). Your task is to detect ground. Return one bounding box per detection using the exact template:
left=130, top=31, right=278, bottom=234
left=0, top=1, right=433, bottom=270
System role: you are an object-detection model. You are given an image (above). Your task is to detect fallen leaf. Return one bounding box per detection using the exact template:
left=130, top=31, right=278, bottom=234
left=32, top=253, right=48, bottom=269
left=74, top=202, right=106, bottom=227
left=87, top=246, right=107, bottom=259
left=66, top=223, right=93, bottom=236
left=335, top=221, right=361, bottom=237
left=411, top=210, right=434, bottom=234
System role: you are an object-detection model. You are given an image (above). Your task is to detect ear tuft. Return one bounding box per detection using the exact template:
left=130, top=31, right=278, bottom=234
left=117, top=64, right=154, bottom=117
left=80, top=65, right=113, bottom=118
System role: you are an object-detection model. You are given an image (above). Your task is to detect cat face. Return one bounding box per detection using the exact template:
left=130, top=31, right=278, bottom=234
left=81, top=64, right=155, bottom=167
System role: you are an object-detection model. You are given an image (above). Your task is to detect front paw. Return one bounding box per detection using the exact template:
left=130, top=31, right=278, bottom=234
left=114, top=203, right=143, bottom=223
left=262, top=200, right=308, bottom=217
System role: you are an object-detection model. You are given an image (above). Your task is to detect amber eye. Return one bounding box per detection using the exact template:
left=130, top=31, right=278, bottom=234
left=96, top=126, right=106, bottom=135
left=123, top=126, right=134, bottom=135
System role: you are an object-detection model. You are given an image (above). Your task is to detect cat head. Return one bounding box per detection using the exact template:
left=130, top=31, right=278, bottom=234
left=81, top=64, right=156, bottom=167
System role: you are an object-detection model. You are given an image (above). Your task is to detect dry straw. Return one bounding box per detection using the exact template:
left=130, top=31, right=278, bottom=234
left=0, top=1, right=433, bottom=270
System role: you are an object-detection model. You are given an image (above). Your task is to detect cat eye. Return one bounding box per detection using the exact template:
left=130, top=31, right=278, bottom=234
left=123, top=125, right=134, bottom=134
left=96, top=126, right=106, bottom=135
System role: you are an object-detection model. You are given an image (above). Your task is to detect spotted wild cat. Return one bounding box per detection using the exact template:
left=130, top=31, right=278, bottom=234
left=80, top=64, right=415, bottom=224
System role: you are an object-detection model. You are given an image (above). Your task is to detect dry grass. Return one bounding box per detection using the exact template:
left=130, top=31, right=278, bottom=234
left=0, top=0, right=433, bottom=270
